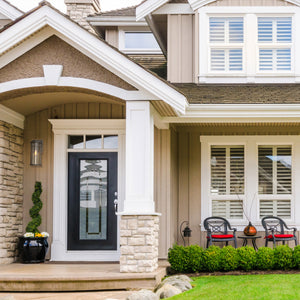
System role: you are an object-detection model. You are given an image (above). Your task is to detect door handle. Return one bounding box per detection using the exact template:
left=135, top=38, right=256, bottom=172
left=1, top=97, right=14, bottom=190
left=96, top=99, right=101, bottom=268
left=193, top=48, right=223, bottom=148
left=114, top=192, right=118, bottom=213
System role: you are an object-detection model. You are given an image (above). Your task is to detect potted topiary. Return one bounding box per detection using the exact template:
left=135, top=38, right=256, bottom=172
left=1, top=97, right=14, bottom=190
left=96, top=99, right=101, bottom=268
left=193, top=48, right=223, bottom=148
left=18, top=181, right=49, bottom=263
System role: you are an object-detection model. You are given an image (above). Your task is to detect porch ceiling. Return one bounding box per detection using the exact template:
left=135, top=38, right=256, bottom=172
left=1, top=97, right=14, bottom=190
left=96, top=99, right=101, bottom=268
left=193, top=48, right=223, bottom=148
left=0, top=86, right=125, bottom=116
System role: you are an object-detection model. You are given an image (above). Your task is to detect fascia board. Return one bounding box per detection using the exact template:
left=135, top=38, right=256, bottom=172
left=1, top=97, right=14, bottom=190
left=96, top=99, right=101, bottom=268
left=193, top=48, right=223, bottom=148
left=0, top=104, right=24, bottom=129
left=136, top=0, right=168, bottom=21
left=0, top=0, right=22, bottom=20
left=0, top=5, right=187, bottom=114
left=188, top=0, right=300, bottom=10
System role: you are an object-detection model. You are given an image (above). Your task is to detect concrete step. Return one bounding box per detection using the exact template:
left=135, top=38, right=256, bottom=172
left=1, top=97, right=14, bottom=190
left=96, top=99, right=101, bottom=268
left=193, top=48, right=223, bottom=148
left=0, top=263, right=167, bottom=292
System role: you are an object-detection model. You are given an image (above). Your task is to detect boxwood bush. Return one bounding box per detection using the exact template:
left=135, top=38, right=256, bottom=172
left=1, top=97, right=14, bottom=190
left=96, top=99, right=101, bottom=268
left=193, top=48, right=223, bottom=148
left=168, top=244, right=300, bottom=273
left=274, top=245, right=294, bottom=270
left=237, top=246, right=256, bottom=271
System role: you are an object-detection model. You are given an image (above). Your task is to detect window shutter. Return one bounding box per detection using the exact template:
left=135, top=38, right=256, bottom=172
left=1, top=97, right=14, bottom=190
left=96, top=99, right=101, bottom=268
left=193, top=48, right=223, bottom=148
left=258, top=18, right=273, bottom=42
left=210, top=18, right=225, bottom=43
left=277, top=49, right=291, bottom=71
left=229, top=18, right=244, bottom=43
left=258, top=147, right=273, bottom=194
left=230, top=147, right=244, bottom=194
left=211, top=147, right=226, bottom=195
left=260, top=200, right=291, bottom=218
left=229, top=49, right=243, bottom=71
left=277, top=18, right=292, bottom=42
left=259, top=49, right=291, bottom=71
left=212, top=200, right=243, bottom=219
left=211, top=49, right=225, bottom=71
left=276, top=147, right=292, bottom=194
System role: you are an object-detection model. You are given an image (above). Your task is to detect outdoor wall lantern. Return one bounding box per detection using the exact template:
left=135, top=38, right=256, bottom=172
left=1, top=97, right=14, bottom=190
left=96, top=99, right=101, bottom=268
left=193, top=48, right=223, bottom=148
left=180, top=221, right=192, bottom=246
left=30, top=140, right=43, bottom=166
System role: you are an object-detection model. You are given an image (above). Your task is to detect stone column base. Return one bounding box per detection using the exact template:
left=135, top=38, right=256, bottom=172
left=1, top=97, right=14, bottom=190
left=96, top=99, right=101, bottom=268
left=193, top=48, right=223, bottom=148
left=120, top=214, right=159, bottom=273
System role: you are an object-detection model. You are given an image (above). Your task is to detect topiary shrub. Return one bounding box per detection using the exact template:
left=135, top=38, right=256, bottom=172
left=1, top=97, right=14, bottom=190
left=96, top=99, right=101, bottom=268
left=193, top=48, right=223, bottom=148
left=220, top=246, right=239, bottom=271
left=256, top=247, right=275, bottom=270
left=187, top=245, right=205, bottom=272
left=274, top=245, right=294, bottom=270
left=237, top=246, right=256, bottom=271
left=26, top=181, right=43, bottom=233
left=204, top=245, right=222, bottom=272
left=168, top=244, right=190, bottom=273
left=293, top=245, right=300, bottom=269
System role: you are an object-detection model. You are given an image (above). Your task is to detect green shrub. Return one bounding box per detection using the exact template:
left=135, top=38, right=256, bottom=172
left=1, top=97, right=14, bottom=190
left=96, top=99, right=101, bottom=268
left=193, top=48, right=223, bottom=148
left=220, top=246, right=239, bottom=271
left=256, top=247, right=275, bottom=270
left=237, top=246, right=256, bottom=271
left=187, top=245, right=205, bottom=272
left=168, top=244, right=190, bottom=272
left=204, top=245, right=222, bottom=272
left=274, top=245, right=294, bottom=270
left=293, top=245, right=300, bottom=269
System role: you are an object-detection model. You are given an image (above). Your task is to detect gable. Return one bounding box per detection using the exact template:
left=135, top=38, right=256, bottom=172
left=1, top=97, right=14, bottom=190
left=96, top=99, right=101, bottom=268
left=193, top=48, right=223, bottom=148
left=0, top=34, right=136, bottom=91
left=206, top=0, right=295, bottom=7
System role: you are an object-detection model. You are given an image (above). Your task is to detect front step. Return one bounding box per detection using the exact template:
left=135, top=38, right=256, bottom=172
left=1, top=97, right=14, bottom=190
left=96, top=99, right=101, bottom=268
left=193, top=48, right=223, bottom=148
left=0, top=263, right=167, bottom=292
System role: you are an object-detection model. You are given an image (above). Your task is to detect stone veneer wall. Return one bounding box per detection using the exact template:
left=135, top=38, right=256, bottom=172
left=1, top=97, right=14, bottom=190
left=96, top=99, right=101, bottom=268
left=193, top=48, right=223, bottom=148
left=120, top=215, right=159, bottom=273
left=0, top=121, right=24, bottom=264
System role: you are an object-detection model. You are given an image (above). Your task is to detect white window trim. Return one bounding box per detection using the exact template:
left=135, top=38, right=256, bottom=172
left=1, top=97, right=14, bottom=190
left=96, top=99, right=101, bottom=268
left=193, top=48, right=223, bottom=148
left=118, top=27, right=162, bottom=54
left=49, top=119, right=125, bottom=262
left=198, top=6, right=300, bottom=83
left=200, top=136, right=300, bottom=231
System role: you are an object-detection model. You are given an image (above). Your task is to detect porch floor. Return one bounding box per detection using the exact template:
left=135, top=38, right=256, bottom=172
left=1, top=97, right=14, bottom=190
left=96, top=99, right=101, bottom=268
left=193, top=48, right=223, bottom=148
left=0, top=261, right=168, bottom=292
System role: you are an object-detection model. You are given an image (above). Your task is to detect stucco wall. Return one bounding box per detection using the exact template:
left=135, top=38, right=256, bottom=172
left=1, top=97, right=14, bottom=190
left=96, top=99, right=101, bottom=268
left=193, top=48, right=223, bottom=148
left=0, top=35, right=136, bottom=91
left=0, top=121, right=23, bottom=264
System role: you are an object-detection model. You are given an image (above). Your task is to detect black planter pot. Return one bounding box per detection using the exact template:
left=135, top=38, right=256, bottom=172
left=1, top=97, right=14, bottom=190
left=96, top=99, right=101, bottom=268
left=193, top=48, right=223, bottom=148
left=18, top=236, right=49, bottom=263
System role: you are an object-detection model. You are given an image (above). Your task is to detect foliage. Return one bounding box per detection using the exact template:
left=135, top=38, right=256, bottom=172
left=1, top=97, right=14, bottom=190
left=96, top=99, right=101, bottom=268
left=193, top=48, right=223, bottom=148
left=25, top=181, right=43, bottom=234
left=170, top=274, right=300, bottom=300
left=168, top=244, right=191, bottom=273
left=203, top=245, right=222, bottom=272
left=256, top=247, right=275, bottom=270
left=219, top=246, right=239, bottom=271
left=274, top=245, right=294, bottom=270
left=293, top=245, right=300, bottom=269
left=237, top=246, right=256, bottom=271
left=187, top=245, right=205, bottom=272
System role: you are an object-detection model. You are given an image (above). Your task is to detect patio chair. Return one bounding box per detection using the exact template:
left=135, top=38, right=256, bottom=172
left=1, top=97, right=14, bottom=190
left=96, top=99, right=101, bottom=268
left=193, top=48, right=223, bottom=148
left=203, top=217, right=237, bottom=248
left=261, top=216, right=298, bottom=247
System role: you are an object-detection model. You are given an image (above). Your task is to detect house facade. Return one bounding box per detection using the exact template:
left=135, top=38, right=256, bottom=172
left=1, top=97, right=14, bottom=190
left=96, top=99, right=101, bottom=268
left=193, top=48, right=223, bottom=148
left=1, top=0, right=300, bottom=272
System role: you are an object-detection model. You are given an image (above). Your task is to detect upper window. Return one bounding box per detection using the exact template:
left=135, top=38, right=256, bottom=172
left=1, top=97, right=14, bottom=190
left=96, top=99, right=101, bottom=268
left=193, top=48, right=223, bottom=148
left=258, top=17, right=292, bottom=71
left=209, top=17, right=244, bottom=72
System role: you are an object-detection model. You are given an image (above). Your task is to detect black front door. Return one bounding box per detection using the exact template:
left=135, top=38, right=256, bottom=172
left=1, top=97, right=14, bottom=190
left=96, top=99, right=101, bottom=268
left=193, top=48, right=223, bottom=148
left=68, top=152, right=117, bottom=250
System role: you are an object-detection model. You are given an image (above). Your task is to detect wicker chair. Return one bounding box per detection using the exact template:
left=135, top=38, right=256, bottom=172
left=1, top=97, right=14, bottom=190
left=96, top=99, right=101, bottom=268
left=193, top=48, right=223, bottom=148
left=203, top=217, right=237, bottom=248
left=261, top=216, right=298, bottom=247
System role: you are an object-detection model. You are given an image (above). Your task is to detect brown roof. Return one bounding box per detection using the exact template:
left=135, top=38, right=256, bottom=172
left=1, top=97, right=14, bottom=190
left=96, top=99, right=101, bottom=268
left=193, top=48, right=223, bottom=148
left=96, top=5, right=137, bottom=16
left=173, top=83, right=300, bottom=104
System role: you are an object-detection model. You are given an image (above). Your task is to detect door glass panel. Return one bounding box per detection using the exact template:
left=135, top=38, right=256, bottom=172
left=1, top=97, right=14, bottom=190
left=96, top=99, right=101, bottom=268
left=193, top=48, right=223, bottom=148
left=68, top=136, right=84, bottom=149
left=86, top=135, right=102, bottom=149
left=79, top=159, right=107, bottom=240
left=104, top=135, right=118, bottom=149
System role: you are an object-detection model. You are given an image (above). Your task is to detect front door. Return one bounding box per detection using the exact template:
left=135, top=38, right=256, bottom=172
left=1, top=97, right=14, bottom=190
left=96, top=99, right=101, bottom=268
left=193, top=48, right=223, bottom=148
left=67, top=152, right=117, bottom=250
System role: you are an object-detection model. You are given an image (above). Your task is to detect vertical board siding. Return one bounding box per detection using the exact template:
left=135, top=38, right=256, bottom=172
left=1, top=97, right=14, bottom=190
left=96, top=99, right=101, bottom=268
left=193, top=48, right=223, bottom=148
left=105, top=28, right=119, bottom=48
left=168, top=15, right=194, bottom=83
left=23, top=102, right=125, bottom=253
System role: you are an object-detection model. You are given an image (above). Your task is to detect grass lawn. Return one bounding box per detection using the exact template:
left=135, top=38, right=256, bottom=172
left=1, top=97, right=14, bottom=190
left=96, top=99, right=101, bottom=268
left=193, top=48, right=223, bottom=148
left=169, top=274, right=300, bottom=300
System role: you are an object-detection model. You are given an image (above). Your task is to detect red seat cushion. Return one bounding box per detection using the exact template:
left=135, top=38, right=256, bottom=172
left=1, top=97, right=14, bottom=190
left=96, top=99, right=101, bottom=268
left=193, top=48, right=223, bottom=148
left=265, top=234, right=294, bottom=239
left=207, top=234, right=234, bottom=239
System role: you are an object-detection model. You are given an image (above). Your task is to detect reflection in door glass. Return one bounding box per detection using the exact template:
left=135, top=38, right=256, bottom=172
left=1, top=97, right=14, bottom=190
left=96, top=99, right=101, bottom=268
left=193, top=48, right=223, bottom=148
left=79, top=159, right=107, bottom=240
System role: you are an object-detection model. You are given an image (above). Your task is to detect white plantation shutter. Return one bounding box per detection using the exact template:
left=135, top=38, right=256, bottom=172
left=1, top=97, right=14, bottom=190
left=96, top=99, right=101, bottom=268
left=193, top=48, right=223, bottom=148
left=209, top=17, right=244, bottom=72
left=212, top=200, right=243, bottom=219
left=258, top=17, right=292, bottom=72
left=211, top=147, right=226, bottom=195
left=230, top=147, right=244, bottom=194
left=258, top=146, right=292, bottom=218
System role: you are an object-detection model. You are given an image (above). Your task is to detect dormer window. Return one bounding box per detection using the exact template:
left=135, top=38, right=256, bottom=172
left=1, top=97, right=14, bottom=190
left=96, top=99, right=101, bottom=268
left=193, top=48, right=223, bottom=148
left=209, top=17, right=244, bottom=72
left=258, top=17, right=292, bottom=71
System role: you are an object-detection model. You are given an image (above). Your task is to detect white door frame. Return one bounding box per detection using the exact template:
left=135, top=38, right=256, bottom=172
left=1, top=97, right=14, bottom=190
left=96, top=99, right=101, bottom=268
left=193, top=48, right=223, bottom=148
left=49, top=119, right=125, bottom=261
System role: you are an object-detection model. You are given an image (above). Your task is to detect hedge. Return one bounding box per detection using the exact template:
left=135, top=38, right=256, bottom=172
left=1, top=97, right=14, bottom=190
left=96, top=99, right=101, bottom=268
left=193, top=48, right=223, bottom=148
left=168, top=244, right=300, bottom=273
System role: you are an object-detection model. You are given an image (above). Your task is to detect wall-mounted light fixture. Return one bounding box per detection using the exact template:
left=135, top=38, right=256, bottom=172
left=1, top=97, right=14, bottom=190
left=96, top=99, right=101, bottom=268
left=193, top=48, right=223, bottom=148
left=180, top=221, right=192, bottom=246
left=30, top=140, right=43, bottom=166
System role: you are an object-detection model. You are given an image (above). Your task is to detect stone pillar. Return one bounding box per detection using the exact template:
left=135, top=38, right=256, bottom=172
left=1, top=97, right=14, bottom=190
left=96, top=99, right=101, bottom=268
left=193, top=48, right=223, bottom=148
left=120, top=215, right=159, bottom=273
left=64, top=0, right=100, bottom=33
left=119, top=101, right=160, bottom=273
left=0, top=121, right=24, bottom=264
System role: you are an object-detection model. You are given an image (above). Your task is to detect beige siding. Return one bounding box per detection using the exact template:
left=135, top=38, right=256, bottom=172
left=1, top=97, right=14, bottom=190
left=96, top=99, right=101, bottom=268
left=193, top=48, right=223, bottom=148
left=207, top=0, right=294, bottom=5
left=105, top=28, right=119, bottom=48
left=167, top=15, right=194, bottom=83
left=23, top=102, right=125, bottom=258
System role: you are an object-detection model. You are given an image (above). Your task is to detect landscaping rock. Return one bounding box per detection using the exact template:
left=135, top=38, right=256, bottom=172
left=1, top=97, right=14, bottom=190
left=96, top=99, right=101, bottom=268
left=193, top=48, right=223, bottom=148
left=126, top=289, right=158, bottom=300
left=155, top=283, right=182, bottom=299
left=155, top=275, right=192, bottom=292
left=163, top=275, right=192, bottom=284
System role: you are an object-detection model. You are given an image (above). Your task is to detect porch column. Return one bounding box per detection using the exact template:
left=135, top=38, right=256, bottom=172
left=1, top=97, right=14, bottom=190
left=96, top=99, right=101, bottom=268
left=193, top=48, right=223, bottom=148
left=119, top=101, right=160, bottom=273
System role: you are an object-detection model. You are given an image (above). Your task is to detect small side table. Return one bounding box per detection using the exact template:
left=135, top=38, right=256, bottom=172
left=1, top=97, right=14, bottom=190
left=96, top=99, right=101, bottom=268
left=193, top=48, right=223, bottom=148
left=238, top=236, right=262, bottom=250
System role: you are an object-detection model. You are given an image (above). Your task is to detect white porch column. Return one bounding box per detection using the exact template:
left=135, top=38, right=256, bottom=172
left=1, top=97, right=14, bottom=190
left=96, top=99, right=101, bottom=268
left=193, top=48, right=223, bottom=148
left=119, top=101, right=160, bottom=273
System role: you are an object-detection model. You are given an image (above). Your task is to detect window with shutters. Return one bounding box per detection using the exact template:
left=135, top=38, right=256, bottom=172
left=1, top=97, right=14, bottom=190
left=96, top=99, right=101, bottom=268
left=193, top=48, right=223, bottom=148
left=209, top=17, right=244, bottom=72
left=210, top=146, right=244, bottom=219
left=258, top=146, right=292, bottom=218
left=258, top=17, right=292, bottom=72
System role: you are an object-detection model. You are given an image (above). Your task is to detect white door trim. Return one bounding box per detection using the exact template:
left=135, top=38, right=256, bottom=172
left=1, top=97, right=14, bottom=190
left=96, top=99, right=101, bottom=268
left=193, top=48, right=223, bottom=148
left=49, top=119, right=125, bottom=261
